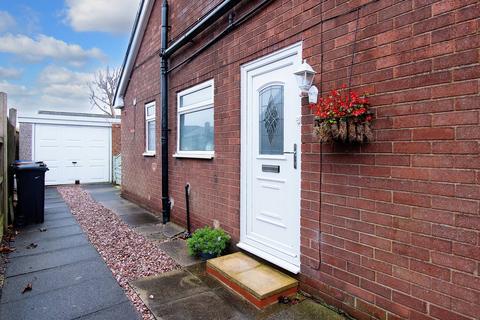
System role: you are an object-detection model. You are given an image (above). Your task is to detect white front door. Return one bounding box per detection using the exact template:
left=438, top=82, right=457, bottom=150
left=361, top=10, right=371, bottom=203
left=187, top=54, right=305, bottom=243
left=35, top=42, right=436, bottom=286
left=34, top=124, right=111, bottom=185
left=239, top=43, right=302, bottom=273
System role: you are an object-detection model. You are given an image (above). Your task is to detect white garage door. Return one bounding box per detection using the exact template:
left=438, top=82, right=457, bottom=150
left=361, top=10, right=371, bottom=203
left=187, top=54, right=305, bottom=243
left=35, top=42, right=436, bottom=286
left=34, top=124, right=111, bottom=185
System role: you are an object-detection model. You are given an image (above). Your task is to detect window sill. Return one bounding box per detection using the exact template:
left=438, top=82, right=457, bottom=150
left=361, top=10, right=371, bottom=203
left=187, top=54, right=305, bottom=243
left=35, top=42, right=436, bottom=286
left=173, top=153, right=214, bottom=159
left=142, top=152, right=156, bottom=157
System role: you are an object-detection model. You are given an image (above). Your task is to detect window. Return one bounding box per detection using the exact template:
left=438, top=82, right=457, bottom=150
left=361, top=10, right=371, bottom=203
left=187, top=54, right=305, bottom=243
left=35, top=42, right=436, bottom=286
left=144, top=101, right=156, bottom=155
left=174, top=79, right=214, bottom=159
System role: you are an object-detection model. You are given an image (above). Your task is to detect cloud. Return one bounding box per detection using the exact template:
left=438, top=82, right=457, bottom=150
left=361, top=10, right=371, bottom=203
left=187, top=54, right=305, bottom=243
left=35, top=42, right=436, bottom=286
left=0, top=34, right=105, bottom=66
left=0, top=80, right=37, bottom=114
left=38, top=65, right=92, bottom=104
left=39, top=65, right=91, bottom=85
left=0, top=80, right=31, bottom=96
left=0, top=66, right=98, bottom=115
left=65, top=0, right=142, bottom=34
left=0, top=11, right=16, bottom=32
left=0, top=67, right=22, bottom=79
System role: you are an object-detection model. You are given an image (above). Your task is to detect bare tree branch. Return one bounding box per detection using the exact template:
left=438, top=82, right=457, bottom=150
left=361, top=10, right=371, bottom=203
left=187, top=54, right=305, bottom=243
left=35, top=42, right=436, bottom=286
left=88, top=66, right=120, bottom=117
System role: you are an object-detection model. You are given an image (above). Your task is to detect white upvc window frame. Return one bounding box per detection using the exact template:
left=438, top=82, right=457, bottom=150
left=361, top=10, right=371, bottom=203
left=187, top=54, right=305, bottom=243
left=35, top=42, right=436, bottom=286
left=174, top=79, right=215, bottom=159
left=144, top=101, right=156, bottom=156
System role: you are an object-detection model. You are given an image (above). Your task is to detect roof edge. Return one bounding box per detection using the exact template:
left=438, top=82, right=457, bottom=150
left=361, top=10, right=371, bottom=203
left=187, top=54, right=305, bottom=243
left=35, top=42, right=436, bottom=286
left=114, top=0, right=155, bottom=108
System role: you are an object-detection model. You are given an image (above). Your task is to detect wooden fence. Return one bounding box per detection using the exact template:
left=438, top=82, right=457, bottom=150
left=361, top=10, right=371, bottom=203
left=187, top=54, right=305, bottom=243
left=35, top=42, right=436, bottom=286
left=0, top=92, right=18, bottom=239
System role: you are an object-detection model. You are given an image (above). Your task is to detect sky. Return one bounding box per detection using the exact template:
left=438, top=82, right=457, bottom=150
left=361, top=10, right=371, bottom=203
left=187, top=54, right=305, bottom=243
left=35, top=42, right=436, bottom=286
left=0, top=0, right=142, bottom=116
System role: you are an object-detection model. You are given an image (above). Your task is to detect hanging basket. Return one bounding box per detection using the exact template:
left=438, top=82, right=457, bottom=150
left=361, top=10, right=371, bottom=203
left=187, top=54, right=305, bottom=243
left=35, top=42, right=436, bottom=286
left=310, top=85, right=374, bottom=144
left=314, top=117, right=373, bottom=144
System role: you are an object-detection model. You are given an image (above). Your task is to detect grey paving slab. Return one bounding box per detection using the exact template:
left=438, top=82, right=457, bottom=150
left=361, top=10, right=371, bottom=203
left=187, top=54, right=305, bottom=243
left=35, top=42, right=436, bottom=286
left=1, top=259, right=110, bottom=303
left=152, top=291, right=245, bottom=320
left=9, top=233, right=89, bottom=258
left=45, top=194, right=62, bottom=199
left=100, top=200, right=146, bottom=214
left=45, top=189, right=60, bottom=194
left=0, top=276, right=129, bottom=320
left=5, top=244, right=98, bottom=277
left=77, top=301, right=141, bottom=320
left=44, top=198, right=66, bottom=205
left=44, top=206, right=71, bottom=214
left=1, top=186, right=140, bottom=320
left=89, top=192, right=121, bottom=201
left=158, top=238, right=200, bottom=267
left=133, top=223, right=163, bottom=235
left=81, top=183, right=116, bottom=190
left=133, top=224, right=168, bottom=242
left=263, top=299, right=347, bottom=320
left=120, top=212, right=160, bottom=227
left=44, top=211, right=73, bottom=221
left=44, top=202, right=69, bottom=209
left=22, top=216, right=77, bottom=231
left=131, top=270, right=210, bottom=306
left=163, top=222, right=185, bottom=238
left=43, top=206, right=70, bottom=212
left=15, top=225, right=83, bottom=242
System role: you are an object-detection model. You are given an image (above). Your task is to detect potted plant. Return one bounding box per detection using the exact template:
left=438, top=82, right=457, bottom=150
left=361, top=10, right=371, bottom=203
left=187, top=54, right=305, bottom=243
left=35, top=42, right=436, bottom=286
left=310, top=84, right=374, bottom=144
left=187, top=226, right=231, bottom=260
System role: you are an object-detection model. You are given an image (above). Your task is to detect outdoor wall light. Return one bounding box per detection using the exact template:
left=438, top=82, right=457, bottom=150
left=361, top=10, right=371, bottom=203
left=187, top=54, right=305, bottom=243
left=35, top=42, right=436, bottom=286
left=294, top=59, right=316, bottom=98
left=114, top=96, right=125, bottom=109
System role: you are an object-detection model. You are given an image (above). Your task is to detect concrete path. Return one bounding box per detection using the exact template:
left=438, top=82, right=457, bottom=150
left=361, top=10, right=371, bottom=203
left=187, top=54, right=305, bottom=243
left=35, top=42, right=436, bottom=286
left=131, top=264, right=347, bottom=320
left=83, top=184, right=198, bottom=267
left=81, top=185, right=346, bottom=320
left=0, top=187, right=140, bottom=320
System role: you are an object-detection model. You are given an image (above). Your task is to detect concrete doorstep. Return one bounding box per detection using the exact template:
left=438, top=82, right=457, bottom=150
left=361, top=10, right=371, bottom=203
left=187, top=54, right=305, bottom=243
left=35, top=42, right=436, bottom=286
left=130, top=262, right=348, bottom=320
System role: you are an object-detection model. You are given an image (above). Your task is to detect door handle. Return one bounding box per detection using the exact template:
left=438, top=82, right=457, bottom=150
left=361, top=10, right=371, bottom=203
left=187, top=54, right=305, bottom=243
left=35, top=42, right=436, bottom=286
left=72, top=161, right=77, bottom=165
left=283, top=143, right=297, bottom=169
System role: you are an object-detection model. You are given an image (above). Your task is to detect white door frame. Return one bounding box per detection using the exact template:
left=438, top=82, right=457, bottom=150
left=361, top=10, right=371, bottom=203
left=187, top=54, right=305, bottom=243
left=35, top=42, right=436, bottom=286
left=239, top=42, right=302, bottom=274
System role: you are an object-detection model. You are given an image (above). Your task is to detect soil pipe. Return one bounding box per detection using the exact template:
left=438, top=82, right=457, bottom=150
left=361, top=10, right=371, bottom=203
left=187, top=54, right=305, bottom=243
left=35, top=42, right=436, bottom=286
left=160, top=0, right=270, bottom=223
left=160, top=0, right=170, bottom=223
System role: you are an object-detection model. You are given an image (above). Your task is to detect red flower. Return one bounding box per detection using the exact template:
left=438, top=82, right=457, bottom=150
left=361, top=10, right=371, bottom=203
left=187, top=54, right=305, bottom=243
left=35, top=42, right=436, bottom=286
left=311, top=84, right=372, bottom=123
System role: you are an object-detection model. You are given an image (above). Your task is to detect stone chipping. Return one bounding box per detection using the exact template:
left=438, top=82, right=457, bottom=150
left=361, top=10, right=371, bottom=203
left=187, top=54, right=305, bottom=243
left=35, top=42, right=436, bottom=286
left=58, top=186, right=179, bottom=320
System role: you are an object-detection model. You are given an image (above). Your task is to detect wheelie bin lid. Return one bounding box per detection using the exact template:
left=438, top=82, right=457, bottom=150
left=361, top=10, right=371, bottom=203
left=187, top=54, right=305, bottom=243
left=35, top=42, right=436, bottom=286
left=14, top=162, right=49, bottom=172
left=14, top=160, right=45, bottom=166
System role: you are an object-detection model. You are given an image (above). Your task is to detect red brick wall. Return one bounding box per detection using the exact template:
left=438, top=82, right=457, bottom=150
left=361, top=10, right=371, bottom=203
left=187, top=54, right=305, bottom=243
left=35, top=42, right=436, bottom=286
left=121, top=1, right=480, bottom=319
left=112, top=123, right=121, bottom=156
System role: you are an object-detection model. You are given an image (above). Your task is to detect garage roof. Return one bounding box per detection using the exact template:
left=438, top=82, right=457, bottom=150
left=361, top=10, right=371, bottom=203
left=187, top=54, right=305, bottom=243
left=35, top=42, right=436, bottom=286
left=19, top=110, right=120, bottom=127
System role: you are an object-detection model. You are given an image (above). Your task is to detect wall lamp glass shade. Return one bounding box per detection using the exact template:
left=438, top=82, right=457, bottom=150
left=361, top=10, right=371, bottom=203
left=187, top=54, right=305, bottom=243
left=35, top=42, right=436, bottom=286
left=114, top=96, right=125, bottom=109
left=294, top=60, right=316, bottom=96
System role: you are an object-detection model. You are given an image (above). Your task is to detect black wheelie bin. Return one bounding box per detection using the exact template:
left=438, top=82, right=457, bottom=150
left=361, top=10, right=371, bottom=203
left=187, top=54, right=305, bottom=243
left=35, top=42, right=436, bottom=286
left=14, top=162, right=49, bottom=226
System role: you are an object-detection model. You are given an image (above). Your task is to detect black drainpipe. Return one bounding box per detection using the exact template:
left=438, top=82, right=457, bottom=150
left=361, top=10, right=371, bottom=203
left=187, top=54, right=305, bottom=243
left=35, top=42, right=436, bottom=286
left=160, top=0, right=170, bottom=224
left=159, top=0, right=261, bottom=224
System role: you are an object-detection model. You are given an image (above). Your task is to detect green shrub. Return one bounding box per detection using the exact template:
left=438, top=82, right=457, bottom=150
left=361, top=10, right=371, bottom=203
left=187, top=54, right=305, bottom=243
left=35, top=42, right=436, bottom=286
left=187, top=227, right=231, bottom=257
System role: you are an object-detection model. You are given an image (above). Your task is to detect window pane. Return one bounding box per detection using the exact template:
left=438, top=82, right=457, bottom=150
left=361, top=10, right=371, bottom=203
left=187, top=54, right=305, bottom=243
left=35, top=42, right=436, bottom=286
left=180, top=108, right=214, bottom=151
left=146, top=105, right=155, bottom=117
left=147, top=120, right=155, bottom=151
left=259, top=85, right=284, bottom=155
left=180, top=86, right=211, bottom=108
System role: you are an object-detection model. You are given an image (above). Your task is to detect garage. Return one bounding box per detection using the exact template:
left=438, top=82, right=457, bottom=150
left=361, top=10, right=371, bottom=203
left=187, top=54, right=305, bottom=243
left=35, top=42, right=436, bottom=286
left=19, top=111, right=120, bottom=185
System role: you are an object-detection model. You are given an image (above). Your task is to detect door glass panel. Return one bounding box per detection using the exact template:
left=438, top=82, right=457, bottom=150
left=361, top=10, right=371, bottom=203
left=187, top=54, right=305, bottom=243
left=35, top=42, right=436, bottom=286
left=259, top=85, right=284, bottom=155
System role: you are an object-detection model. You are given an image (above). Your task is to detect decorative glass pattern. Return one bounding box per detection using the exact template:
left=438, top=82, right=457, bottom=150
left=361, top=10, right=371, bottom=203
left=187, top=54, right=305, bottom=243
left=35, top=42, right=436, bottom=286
left=259, top=85, right=284, bottom=155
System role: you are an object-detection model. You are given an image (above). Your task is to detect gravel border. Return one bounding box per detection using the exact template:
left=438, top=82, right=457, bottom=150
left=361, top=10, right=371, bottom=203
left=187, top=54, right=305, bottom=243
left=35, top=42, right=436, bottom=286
left=58, top=186, right=179, bottom=320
